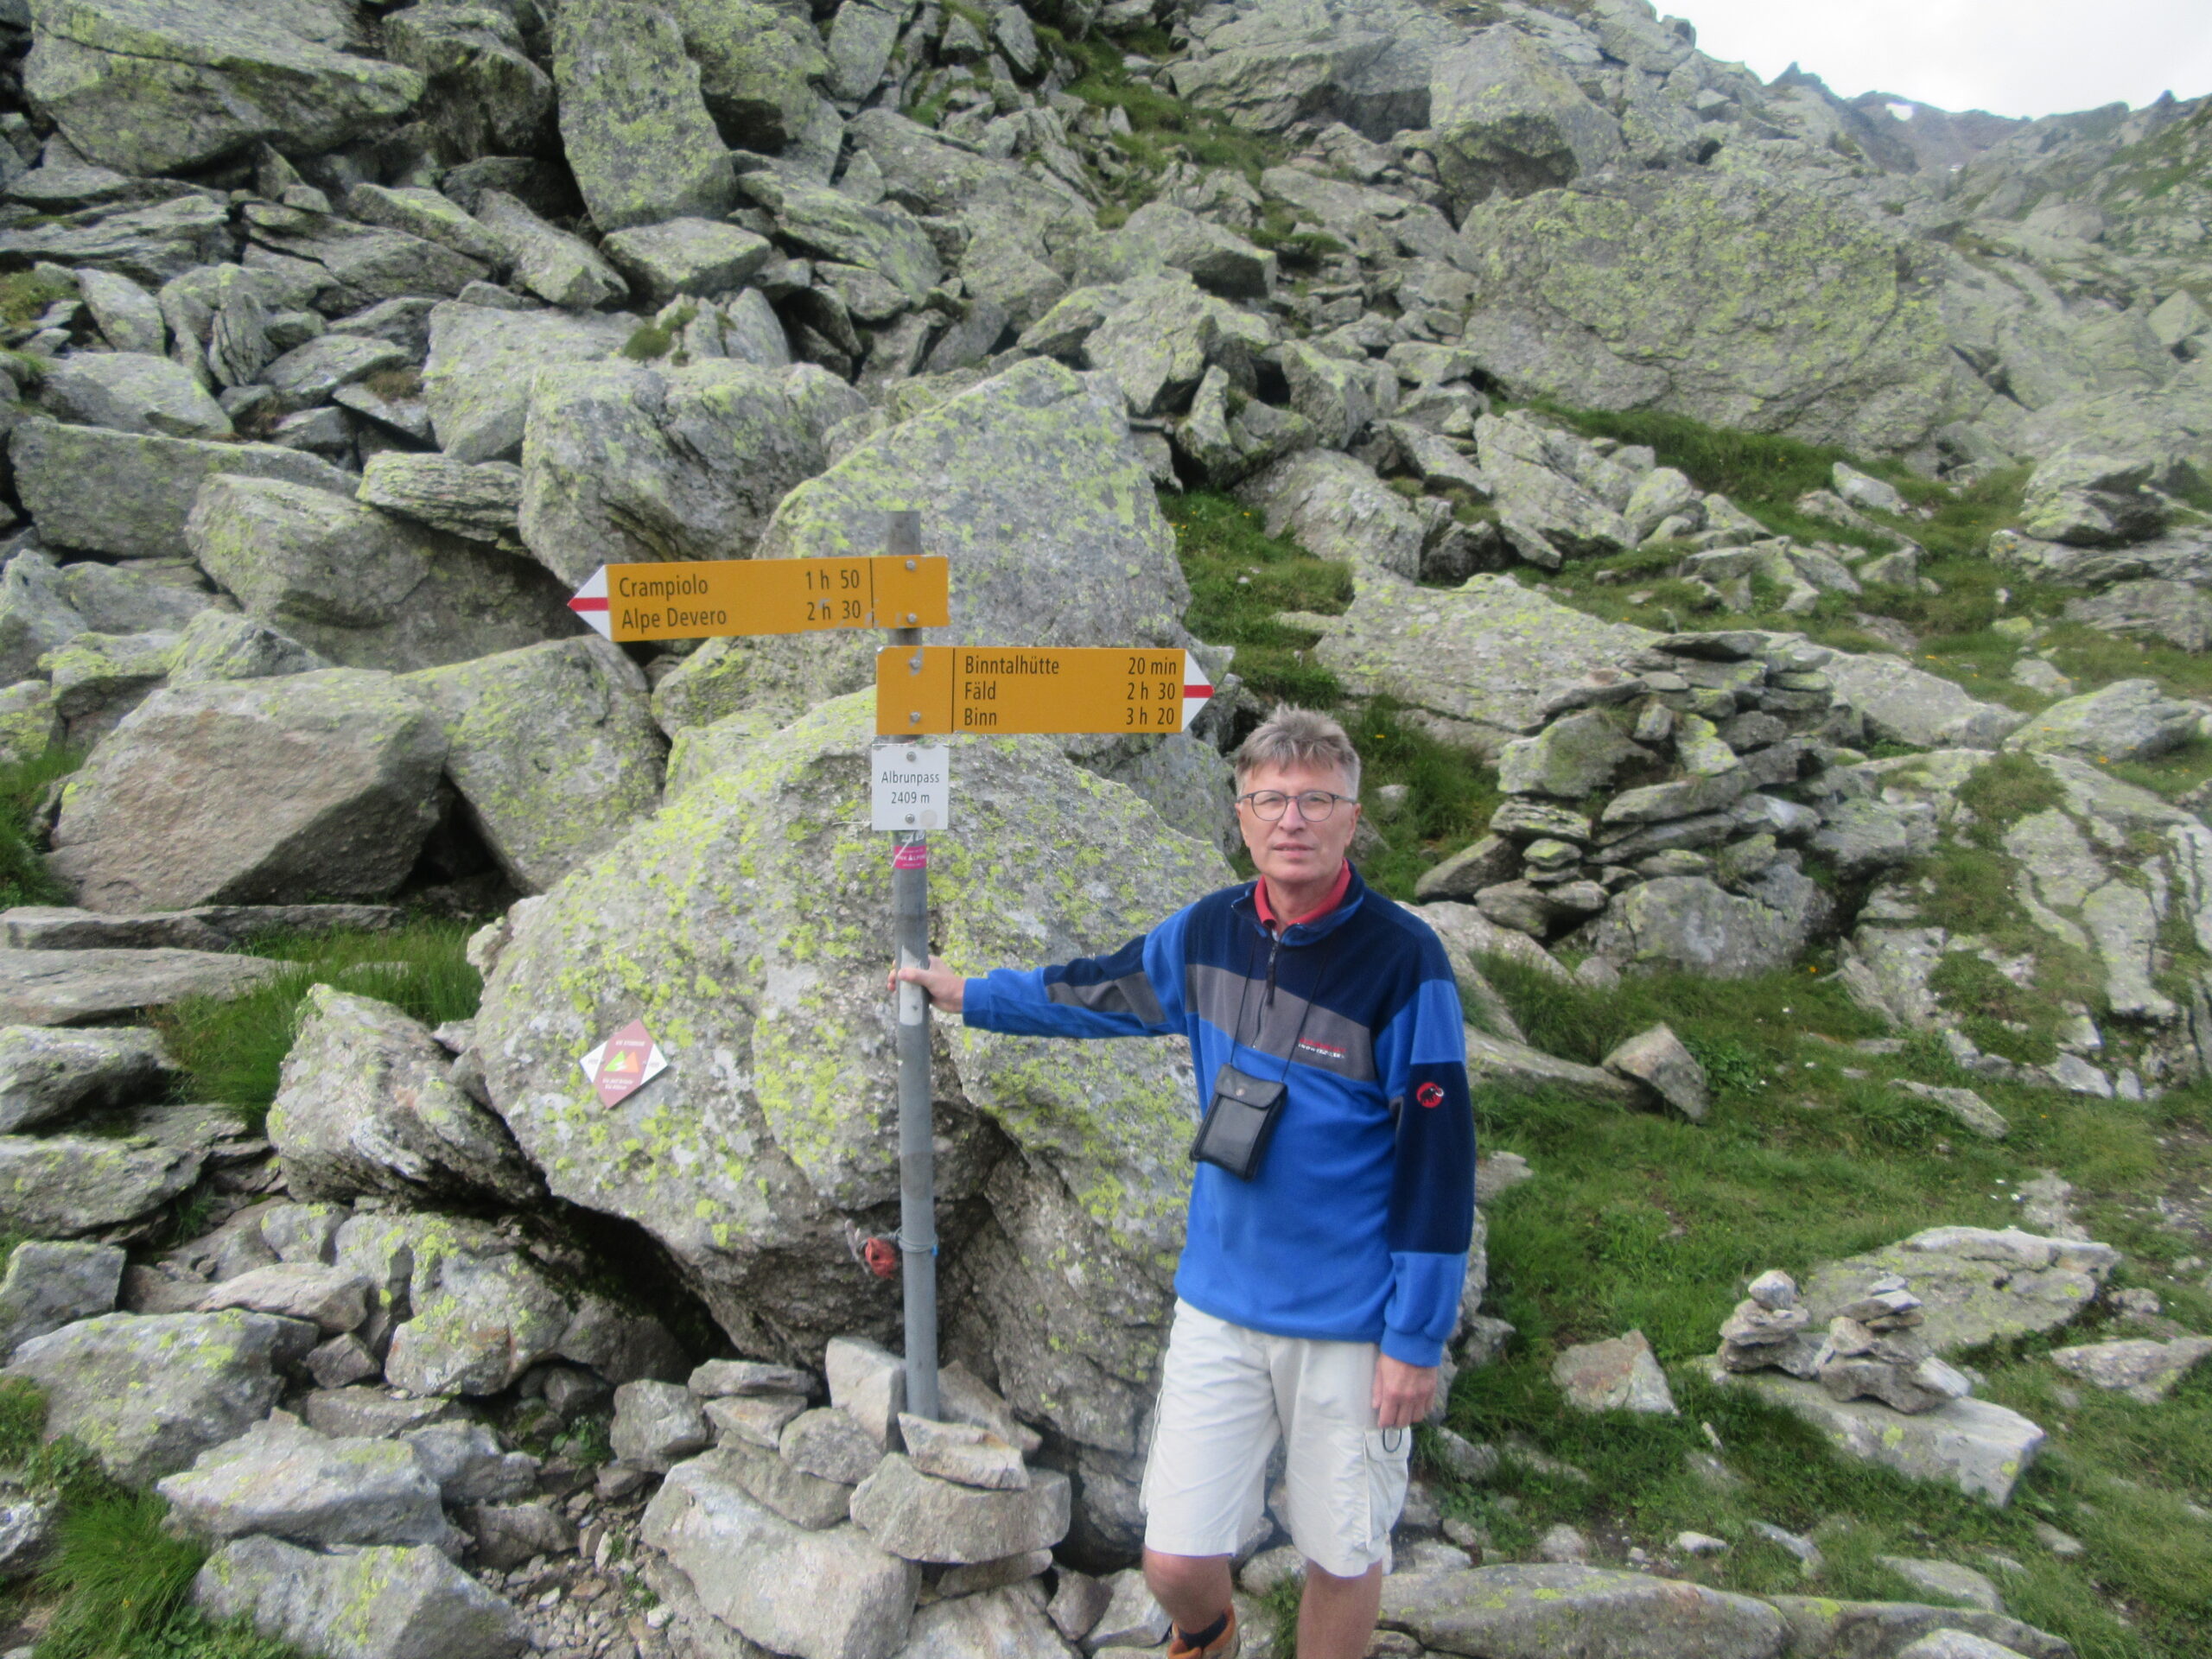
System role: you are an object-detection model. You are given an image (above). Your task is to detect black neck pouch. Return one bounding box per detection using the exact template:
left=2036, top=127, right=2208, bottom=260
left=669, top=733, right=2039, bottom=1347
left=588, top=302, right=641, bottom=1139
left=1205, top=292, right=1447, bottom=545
left=1191, top=1064, right=1288, bottom=1180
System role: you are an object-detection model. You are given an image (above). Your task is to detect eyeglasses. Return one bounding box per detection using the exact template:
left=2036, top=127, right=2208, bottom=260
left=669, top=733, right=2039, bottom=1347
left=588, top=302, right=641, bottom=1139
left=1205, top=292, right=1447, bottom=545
left=1236, top=790, right=1354, bottom=822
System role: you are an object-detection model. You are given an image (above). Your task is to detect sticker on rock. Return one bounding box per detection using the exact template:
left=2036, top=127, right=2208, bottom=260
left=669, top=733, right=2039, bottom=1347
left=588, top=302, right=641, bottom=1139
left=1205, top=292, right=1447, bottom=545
left=581, top=1019, right=668, bottom=1108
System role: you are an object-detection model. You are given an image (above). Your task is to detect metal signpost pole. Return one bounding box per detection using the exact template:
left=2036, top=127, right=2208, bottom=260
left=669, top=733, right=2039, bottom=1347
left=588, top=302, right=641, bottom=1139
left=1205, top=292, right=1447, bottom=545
left=885, top=509, right=940, bottom=1423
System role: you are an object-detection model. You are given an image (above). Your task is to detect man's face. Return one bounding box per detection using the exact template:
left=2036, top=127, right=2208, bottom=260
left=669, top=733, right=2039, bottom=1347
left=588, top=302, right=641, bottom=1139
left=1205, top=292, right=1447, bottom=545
left=1236, top=760, right=1361, bottom=893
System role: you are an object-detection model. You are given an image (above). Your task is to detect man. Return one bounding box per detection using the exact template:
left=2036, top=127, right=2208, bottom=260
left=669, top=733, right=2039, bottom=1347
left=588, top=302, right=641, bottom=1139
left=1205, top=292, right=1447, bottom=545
left=893, top=707, right=1474, bottom=1659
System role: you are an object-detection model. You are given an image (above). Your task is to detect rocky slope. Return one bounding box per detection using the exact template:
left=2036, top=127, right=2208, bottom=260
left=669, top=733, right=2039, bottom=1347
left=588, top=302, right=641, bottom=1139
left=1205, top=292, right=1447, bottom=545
left=0, top=0, right=2201, bottom=1655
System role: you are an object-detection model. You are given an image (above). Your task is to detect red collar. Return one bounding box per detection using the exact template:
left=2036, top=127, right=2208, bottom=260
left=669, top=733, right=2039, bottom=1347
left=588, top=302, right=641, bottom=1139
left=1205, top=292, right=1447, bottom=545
left=1255, top=861, right=1351, bottom=931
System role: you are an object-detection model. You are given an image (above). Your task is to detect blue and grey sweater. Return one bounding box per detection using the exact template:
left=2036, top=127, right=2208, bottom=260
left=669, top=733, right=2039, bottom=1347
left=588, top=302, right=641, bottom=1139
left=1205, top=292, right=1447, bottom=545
left=962, top=867, right=1475, bottom=1367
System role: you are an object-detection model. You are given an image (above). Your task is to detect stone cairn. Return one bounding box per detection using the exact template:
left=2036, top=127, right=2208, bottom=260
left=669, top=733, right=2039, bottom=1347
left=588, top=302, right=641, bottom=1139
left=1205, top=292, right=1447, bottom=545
left=1417, top=630, right=1850, bottom=940
left=1719, top=1269, right=1973, bottom=1414
left=626, top=1334, right=1154, bottom=1659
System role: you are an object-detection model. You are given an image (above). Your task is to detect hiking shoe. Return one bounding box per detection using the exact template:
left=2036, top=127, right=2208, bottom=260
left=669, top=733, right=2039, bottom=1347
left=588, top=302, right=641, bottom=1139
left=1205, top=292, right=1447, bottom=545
left=1165, top=1609, right=1239, bottom=1659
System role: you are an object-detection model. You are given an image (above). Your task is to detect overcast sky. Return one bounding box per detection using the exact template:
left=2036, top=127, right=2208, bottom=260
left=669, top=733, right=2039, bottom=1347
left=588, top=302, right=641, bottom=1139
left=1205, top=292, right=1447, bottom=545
left=1662, top=0, right=2212, bottom=119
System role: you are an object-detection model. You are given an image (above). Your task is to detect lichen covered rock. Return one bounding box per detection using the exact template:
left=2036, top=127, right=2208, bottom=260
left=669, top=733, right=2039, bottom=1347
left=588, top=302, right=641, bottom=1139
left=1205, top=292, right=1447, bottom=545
left=410, top=639, right=666, bottom=893
left=270, top=987, right=539, bottom=1208
left=474, top=692, right=1228, bottom=1496
left=48, top=669, right=448, bottom=913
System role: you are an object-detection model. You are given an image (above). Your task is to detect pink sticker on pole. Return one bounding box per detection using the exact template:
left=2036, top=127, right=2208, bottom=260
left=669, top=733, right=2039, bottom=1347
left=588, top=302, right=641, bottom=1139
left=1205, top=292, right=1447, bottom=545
left=892, top=842, right=928, bottom=871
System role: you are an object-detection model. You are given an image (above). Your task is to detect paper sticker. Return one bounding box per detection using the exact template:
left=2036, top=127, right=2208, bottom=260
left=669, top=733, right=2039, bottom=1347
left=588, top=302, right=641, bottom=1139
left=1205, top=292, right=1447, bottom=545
left=580, top=1019, right=668, bottom=1108
left=892, top=842, right=928, bottom=871
left=872, top=744, right=950, bottom=832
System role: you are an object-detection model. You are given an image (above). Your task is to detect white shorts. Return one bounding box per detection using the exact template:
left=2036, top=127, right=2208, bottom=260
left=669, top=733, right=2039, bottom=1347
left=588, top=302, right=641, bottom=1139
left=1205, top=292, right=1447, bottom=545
left=1140, top=1300, right=1410, bottom=1579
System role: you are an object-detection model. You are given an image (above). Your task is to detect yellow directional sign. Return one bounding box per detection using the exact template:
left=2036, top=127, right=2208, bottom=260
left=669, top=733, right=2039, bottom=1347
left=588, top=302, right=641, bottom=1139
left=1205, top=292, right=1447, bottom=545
left=875, top=646, right=1215, bottom=736
left=569, top=556, right=950, bottom=643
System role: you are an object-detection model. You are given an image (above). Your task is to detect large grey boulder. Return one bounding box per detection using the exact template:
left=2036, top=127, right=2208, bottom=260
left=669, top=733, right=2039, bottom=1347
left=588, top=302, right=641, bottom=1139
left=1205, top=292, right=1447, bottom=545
left=518, top=359, right=850, bottom=585
left=22, top=0, right=424, bottom=175
left=41, top=352, right=229, bottom=440
left=188, top=478, right=573, bottom=671
left=0, top=550, right=87, bottom=688
left=382, top=5, right=553, bottom=162
left=1310, top=574, right=1654, bottom=756
left=1711, top=1361, right=2044, bottom=1505
left=0, top=948, right=279, bottom=1025
left=0, top=1241, right=124, bottom=1358
left=747, top=175, right=939, bottom=306
left=1497, top=710, right=1649, bottom=799
left=165, top=609, right=327, bottom=686
left=1802, top=1227, right=2118, bottom=1356
left=344, top=184, right=504, bottom=268
left=195, top=1535, right=527, bottom=1659
left=355, top=454, right=523, bottom=547
left=678, top=359, right=1192, bottom=726
left=334, top=1211, right=572, bottom=1396
left=473, top=190, right=627, bottom=311
left=1586, top=872, right=1832, bottom=978
left=5, top=1310, right=308, bottom=1485
left=2004, top=679, right=2201, bottom=763
left=199, top=1262, right=371, bottom=1333
left=0, top=1026, right=173, bottom=1132
left=1071, top=201, right=1274, bottom=300
left=849, top=1453, right=1070, bottom=1563
left=48, top=669, right=448, bottom=913
left=60, top=560, right=221, bottom=636
left=0, top=1132, right=200, bottom=1234
left=1234, top=448, right=1422, bottom=580
left=642, top=1451, right=920, bottom=1659
left=2050, top=1337, right=2212, bottom=1403
left=1477, top=410, right=1637, bottom=566
left=10, top=419, right=352, bottom=560
left=474, top=694, right=1226, bottom=1514
left=899, top=1588, right=1077, bottom=1659
left=270, top=987, right=539, bottom=1208
left=410, top=639, right=665, bottom=893
left=1771, top=1601, right=2070, bottom=1659
left=76, top=268, right=166, bottom=355
left=677, top=0, right=830, bottom=148
left=1381, top=1565, right=1782, bottom=1659
left=1043, top=272, right=1273, bottom=420
left=1454, top=168, right=1958, bottom=454
left=1824, top=653, right=2027, bottom=751
left=1427, top=27, right=1624, bottom=210
left=826, top=0, right=901, bottom=102
left=422, top=302, right=638, bottom=463
left=601, top=219, right=772, bottom=305
left=242, top=203, right=490, bottom=311
left=2018, top=455, right=2166, bottom=547
left=157, top=1414, right=457, bottom=1552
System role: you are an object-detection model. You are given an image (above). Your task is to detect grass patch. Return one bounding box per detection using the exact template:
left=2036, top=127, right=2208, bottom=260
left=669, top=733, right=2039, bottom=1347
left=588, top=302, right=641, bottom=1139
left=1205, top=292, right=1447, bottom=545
left=1955, top=749, right=2069, bottom=844
left=0, top=747, right=80, bottom=910
left=620, top=302, right=696, bottom=363
left=0, top=270, right=73, bottom=329
left=152, top=921, right=482, bottom=1135
left=1345, top=700, right=1503, bottom=900
left=1046, top=24, right=1286, bottom=187
left=1446, top=957, right=2202, bottom=1656
left=1164, top=489, right=1352, bottom=707
left=358, top=365, right=422, bottom=403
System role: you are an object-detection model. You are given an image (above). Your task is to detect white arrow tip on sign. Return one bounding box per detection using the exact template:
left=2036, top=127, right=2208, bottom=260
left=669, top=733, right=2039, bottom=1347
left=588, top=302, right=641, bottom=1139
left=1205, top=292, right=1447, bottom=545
left=568, top=567, right=612, bottom=640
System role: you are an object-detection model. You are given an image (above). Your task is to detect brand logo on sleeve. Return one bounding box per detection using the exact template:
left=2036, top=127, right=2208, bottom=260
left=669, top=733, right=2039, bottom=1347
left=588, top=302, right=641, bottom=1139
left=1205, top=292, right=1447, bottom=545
left=1415, top=1082, right=1446, bottom=1109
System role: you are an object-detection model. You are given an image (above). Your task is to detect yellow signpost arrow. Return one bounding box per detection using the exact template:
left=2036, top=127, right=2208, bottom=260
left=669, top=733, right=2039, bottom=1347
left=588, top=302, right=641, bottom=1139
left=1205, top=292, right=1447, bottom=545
left=568, top=555, right=950, bottom=642
left=874, top=645, right=1215, bottom=736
